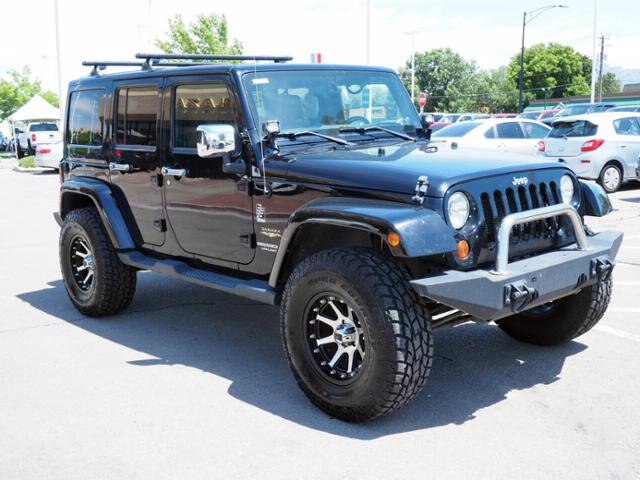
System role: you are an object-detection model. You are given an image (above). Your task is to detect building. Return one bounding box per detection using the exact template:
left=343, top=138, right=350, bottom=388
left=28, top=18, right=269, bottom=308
left=524, top=85, right=640, bottom=112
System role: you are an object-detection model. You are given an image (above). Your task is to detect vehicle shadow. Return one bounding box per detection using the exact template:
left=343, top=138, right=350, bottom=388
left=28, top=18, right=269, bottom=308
left=18, top=273, right=586, bottom=439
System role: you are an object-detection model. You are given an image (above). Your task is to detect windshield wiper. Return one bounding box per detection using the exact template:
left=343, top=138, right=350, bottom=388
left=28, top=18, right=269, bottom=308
left=278, top=131, right=353, bottom=146
left=338, top=125, right=416, bottom=141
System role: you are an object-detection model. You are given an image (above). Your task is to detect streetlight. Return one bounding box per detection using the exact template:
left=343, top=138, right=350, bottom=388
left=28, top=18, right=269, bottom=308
left=517, top=4, right=569, bottom=113
left=405, top=30, right=420, bottom=104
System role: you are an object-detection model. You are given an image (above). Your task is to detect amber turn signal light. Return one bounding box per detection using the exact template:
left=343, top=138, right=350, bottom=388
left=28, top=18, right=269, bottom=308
left=457, top=239, right=470, bottom=259
left=387, top=231, right=401, bottom=248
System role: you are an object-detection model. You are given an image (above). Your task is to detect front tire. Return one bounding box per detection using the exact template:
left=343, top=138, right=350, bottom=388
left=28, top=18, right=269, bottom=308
left=497, top=276, right=612, bottom=346
left=281, top=248, right=433, bottom=422
left=59, top=207, right=137, bottom=317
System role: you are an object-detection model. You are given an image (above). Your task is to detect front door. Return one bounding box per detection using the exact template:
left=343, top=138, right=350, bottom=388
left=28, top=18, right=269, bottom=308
left=162, top=75, right=254, bottom=264
left=110, top=78, right=165, bottom=246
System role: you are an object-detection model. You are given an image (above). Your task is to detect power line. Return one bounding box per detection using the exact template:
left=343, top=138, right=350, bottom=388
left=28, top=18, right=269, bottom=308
left=426, top=82, right=583, bottom=100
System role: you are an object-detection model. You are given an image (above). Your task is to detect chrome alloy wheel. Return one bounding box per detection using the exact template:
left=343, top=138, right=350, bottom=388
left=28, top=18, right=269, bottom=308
left=305, top=294, right=366, bottom=383
left=603, top=166, right=621, bottom=191
left=70, top=236, right=95, bottom=291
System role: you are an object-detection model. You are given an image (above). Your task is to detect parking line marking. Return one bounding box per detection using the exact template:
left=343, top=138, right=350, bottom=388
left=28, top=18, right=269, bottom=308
left=595, top=325, right=640, bottom=343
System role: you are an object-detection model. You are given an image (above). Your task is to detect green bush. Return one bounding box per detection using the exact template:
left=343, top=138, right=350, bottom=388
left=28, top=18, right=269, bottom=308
left=18, top=155, right=36, bottom=168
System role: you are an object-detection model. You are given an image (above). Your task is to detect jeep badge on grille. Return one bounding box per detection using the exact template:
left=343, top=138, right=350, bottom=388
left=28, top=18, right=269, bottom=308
left=512, top=176, right=529, bottom=186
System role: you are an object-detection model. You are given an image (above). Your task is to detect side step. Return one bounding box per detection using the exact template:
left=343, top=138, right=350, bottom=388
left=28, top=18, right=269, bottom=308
left=118, top=251, right=277, bottom=305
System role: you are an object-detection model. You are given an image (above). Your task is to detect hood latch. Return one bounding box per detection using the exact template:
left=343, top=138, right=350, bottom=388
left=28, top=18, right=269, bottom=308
left=412, top=176, right=429, bottom=205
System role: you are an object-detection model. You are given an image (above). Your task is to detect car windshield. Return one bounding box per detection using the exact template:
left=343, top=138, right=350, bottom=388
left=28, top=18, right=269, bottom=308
left=242, top=70, right=421, bottom=141
left=431, top=121, right=482, bottom=138
left=549, top=120, right=598, bottom=138
left=30, top=123, right=58, bottom=132
left=519, top=112, right=540, bottom=120
left=558, top=105, right=590, bottom=117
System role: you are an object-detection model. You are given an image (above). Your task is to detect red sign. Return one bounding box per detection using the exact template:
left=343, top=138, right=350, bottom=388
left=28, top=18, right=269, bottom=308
left=418, top=92, right=428, bottom=107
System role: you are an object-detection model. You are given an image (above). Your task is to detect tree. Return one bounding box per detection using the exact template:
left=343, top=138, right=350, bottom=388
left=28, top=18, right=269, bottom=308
left=506, top=43, right=591, bottom=107
left=597, top=72, right=621, bottom=95
left=400, top=48, right=478, bottom=112
left=155, top=13, right=243, bottom=56
left=0, top=67, right=59, bottom=120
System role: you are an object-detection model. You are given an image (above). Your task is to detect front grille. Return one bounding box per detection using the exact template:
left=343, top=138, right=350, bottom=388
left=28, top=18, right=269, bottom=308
left=479, top=181, right=563, bottom=246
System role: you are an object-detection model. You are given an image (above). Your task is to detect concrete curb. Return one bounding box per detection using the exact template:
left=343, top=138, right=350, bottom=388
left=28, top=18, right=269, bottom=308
left=12, top=165, right=51, bottom=174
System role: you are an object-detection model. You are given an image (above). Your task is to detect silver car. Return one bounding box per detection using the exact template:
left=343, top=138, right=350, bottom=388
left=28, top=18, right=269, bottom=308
left=539, top=112, right=640, bottom=192
left=35, top=141, right=63, bottom=170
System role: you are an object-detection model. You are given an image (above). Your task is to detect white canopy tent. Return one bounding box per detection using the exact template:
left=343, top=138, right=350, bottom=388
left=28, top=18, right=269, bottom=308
left=7, top=95, right=61, bottom=157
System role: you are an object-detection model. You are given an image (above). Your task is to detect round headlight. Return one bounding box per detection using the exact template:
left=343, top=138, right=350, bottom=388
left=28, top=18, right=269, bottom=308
left=560, top=175, right=574, bottom=204
left=448, top=192, right=470, bottom=229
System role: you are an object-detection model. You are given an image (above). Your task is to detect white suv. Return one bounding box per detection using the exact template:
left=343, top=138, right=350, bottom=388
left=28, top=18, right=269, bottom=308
left=539, top=112, right=640, bottom=192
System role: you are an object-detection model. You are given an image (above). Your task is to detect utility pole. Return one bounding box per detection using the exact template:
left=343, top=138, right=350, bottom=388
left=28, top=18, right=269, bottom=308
left=597, top=34, right=606, bottom=102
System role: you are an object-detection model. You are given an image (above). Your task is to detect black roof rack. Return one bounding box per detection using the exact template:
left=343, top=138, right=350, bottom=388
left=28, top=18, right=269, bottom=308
left=135, top=52, right=293, bottom=63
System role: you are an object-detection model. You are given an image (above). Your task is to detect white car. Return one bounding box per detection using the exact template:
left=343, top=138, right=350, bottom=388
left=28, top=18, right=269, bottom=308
left=430, top=118, right=551, bottom=155
left=17, top=122, right=61, bottom=156
left=539, top=112, right=640, bottom=192
left=35, top=141, right=63, bottom=170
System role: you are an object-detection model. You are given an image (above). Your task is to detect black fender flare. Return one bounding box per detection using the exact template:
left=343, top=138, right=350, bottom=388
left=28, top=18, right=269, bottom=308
left=59, top=177, right=136, bottom=250
left=268, top=197, right=457, bottom=287
left=579, top=180, right=613, bottom=217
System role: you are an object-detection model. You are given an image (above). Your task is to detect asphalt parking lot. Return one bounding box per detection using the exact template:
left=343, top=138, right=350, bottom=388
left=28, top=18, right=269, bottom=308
left=1, top=159, right=639, bottom=479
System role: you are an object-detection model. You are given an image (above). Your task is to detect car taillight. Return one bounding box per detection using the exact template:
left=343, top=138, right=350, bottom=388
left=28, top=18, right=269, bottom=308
left=31, top=134, right=36, bottom=141
left=39, top=148, right=51, bottom=154
left=537, top=140, right=545, bottom=152
left=581, top=139, right=604, bottom=152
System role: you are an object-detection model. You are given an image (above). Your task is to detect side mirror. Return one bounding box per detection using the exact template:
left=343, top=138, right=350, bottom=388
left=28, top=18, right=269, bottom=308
left=196, top=124, right=236, bottom=158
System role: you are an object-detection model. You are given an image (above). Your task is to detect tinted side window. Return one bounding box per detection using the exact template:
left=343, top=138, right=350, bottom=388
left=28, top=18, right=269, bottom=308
left=613, top=117, right=640, bottom=136
left=521, top=122, right=549, bottom=139
left=116, top=86, right=158, bottom=147
left=496, top=122, right=525, bottom=139
left=484, top=126, right=496, bottom=138
left=67, top=89, right=104, bottom=146
left=174, top=83, right=235, bottom=148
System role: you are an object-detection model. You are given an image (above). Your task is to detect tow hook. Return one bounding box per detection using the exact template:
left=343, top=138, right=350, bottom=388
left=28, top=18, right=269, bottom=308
left=591, top=257, right=614, bottom=281
left=504, top=281, right=539, bottom=313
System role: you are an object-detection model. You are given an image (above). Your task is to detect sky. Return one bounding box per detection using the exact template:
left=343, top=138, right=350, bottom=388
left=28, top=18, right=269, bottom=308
left=2, top=0, right=640, bottom=98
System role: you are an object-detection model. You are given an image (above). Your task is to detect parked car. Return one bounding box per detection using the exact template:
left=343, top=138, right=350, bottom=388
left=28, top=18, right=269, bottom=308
left=55, top=53, right=621, bottom=423
left=609, top=105, right=640, bottom=113
left=35, top=141, right=63, bottom=170
left=457, top=113, right=490, bottom=122
left=539, top=112, right=640, bottom=192
left=0, top=132, right=6, bottom=151
left=519, top=109, right=560, bottom=122
left=439, top=113, right=461, bottom=123
left=16, top=122, right=61, bottom=157
left=420, top=112, right=445, bottom=123
left=430, top=118, right=551, bottom=155
left=491, top=113, right=517, bottom=118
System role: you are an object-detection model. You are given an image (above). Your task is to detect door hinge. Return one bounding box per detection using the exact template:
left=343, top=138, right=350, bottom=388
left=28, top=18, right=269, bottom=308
left=412, top=175, right=429, bottom=205
left=240, top=233, right=256, bottom=248
left=153, top=219, right=167, bottom=232
left=151, top=173, right=163, bottom=187
left=247, top=180, right=255, bottom=196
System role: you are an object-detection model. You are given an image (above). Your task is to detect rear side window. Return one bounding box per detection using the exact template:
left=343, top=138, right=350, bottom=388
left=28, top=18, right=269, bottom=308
left=116, top=86, right=158, bottom=146
left=549, top=120, right=598, bottom=138
left=174, top=83, right=236, bottom=148
left=613, top=117, right=640, bottom=136
left=496, top=122, right=524, bottom=139
left=67, top=89, right=105, bottom=146
left=431, top=121, right=481, bottom=138
left=521, top=122, right=549, bottom=139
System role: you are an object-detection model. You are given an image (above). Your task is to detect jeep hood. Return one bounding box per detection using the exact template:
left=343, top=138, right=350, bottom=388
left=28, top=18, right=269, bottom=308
left=279, top=143, right=568, bottom=198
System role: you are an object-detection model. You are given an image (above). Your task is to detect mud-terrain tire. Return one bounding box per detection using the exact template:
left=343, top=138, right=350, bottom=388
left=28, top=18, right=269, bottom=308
left=497, top=276, right=612, bottom=346
left=59, top=207, right=137, bottom=317
left=281, top=248, right=433, bottom=422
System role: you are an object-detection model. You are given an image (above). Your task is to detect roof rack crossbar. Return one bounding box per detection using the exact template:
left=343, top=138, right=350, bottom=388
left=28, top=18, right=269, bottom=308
left=82, top=61, right=147, bottom=76
left=135, top=53, right=293, bottom=63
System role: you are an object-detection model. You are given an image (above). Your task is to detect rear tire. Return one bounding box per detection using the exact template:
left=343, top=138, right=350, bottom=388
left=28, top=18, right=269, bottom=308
left=59, top=207, right=137, bottom=317
left=497, top=276, right=612, bottom=346
left=598, top=163, right=622, bottom=193
left=281, top=248, right=433, bottom=422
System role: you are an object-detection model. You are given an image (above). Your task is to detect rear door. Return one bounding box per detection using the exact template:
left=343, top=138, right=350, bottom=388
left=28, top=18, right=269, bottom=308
left=110, top=78, right=165, bottom=247
left=519, top=121, right=550, bottom=154
left=161, top=75, right=254, bottom=264
left=613, top=116, right=640, bottom=177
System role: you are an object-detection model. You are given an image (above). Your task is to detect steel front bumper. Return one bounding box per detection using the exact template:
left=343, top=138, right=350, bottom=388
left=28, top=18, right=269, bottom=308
left=411, top=204, right=623, bottom=322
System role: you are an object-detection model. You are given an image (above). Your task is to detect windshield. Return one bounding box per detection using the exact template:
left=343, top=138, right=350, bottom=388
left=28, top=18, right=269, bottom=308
left=431, top=121, right=482, bottom=138
left=242, top=70, right=421, bottom=140
left=558, top=105, right=590, bottom=117
left=519, top=112, right=539, bottom=120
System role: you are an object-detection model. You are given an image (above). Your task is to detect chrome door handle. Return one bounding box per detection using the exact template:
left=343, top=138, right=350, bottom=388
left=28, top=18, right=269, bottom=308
left=161, top=167, right=187, bottom=177
left=109, top=162, right=132, bottom=172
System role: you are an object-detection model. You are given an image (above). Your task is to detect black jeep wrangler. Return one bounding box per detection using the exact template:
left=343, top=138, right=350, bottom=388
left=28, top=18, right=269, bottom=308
left=55, top=53, right=622, bottom=422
